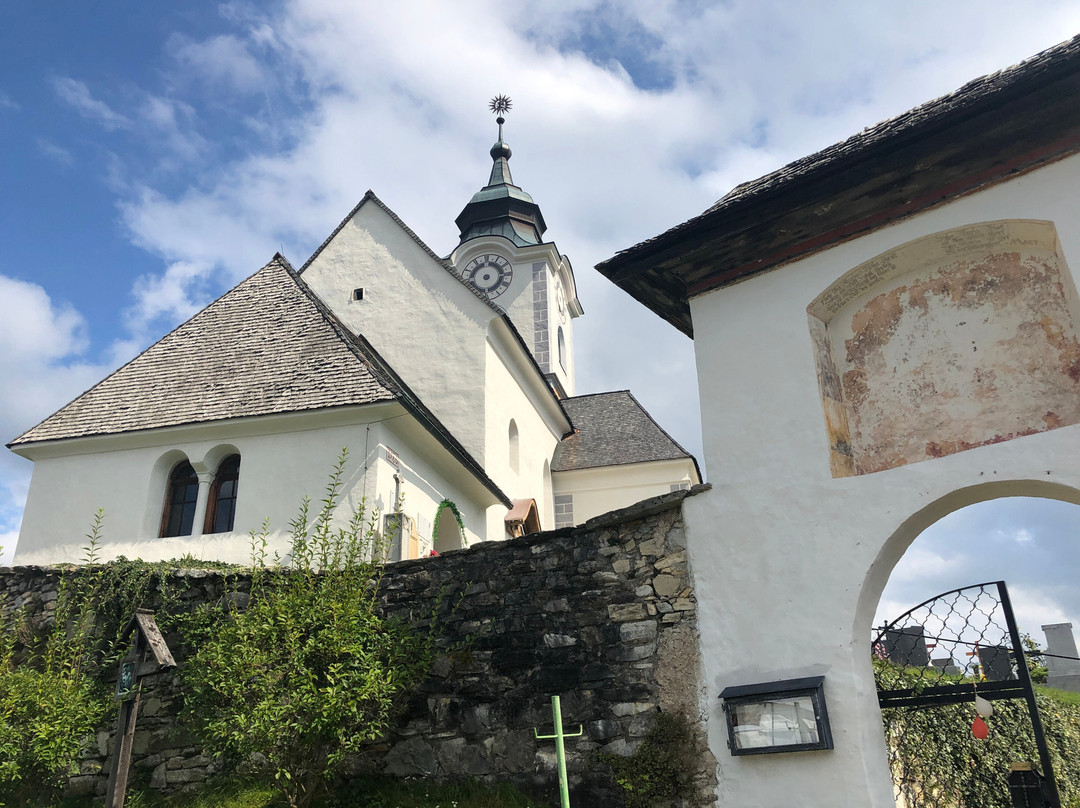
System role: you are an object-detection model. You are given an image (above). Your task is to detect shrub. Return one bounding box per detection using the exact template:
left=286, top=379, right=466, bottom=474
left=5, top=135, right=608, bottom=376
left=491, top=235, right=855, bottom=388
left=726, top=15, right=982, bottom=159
left=180, top=451, right=437, bottom=808
left=598, top=711, right=702, bottom=808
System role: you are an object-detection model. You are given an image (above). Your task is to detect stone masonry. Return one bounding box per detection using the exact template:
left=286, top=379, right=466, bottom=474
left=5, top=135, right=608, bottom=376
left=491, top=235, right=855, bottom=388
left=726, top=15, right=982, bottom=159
left=0, top=486, right=717, bottom=807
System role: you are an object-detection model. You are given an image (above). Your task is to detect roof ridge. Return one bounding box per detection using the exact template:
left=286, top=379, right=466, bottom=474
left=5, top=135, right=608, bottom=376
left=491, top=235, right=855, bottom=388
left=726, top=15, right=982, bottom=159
left=563, top=389, right=632, bottom=401
left=622, top=390, right=701, bottom=481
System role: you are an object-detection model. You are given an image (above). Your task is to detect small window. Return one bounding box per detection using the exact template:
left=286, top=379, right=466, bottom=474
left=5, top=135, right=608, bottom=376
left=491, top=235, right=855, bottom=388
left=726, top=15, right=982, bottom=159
left=205, top=454, right=241, bottom=534
left=557, top=326, right=567, bottom=372
left=509, top=420, right=520, bottom=473
left=352, top=288, right=365, bottom=301
left=161, top=461, right=199, bottom=538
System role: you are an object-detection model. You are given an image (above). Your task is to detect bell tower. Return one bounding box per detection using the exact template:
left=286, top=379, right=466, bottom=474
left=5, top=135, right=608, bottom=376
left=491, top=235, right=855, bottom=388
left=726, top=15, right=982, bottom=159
left=450, top=96, right=582, bottom=397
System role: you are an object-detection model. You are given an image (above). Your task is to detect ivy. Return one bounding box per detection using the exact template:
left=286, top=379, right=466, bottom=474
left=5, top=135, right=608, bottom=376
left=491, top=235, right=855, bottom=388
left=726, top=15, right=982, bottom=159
left=432, top=498, right=467, bottom=549
left=877, top=659, right=1080, bottom=807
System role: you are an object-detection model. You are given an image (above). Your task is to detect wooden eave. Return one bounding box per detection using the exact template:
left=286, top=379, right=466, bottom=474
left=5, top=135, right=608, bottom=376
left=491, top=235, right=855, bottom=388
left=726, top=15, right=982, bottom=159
left=596, top=36, right=1080, bottom=337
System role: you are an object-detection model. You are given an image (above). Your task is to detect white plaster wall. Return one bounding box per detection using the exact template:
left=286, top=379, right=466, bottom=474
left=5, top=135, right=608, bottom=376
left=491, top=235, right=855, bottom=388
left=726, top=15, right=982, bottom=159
left=14, top=406, right=489, bottom=565
left=483, top=338, right=562, bottom=536
left=552, top=459, right=696, bottom=526
left=301, top=201, right=491, bottom=464
left=684, top=152, right=1080, bottom=806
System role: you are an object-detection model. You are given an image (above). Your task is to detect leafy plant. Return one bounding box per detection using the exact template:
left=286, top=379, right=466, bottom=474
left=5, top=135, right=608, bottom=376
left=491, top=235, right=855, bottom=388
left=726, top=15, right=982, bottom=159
left=876, top=658, right=1080, bottom=807
left=597, top=711, right=702, bottom=808
left=432, top=499, right=467, bottom=550
left=180, top=450, right=439, bottom=808
left=0, top=512, right=113, bottom=807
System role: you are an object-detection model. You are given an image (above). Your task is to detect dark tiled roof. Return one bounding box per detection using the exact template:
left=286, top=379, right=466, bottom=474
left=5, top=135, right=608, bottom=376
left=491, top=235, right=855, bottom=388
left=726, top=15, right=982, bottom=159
left=551, top=391, right=696, bottom=473
left=11, top=255, right=398, bottom=445
left=596, top=34, right=1080, bottom=335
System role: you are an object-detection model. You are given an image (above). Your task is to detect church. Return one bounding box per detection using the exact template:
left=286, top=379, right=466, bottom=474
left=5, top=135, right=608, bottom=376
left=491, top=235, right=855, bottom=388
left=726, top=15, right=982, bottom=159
left=8, top=106, right=700, bottom=565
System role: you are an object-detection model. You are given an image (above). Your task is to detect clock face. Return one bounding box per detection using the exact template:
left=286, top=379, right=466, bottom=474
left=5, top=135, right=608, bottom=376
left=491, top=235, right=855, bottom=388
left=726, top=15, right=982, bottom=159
left=555, top=279, right=568, bottom=323
left=463, top=254, right=513, bottom=299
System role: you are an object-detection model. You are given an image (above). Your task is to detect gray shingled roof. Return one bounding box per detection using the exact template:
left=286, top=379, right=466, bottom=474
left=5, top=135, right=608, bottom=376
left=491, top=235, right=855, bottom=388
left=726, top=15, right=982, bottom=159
left=10, top=256, right=398, bottom=446
left=551, top=391, right=696, bottom=473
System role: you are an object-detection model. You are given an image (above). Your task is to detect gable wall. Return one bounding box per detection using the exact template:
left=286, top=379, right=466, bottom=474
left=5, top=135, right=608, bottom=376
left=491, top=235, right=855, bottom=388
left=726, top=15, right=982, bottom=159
left=302, top=202, right=491, bottom=465
left=682, top=151, right=1080, bottom=805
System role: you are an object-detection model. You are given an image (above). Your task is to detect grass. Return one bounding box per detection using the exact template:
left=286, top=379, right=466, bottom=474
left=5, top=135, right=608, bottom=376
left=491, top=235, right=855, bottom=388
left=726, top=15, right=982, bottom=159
left=47, top=775, right=544, bottom=808
left=1037, top=684, right=1080, bottom=706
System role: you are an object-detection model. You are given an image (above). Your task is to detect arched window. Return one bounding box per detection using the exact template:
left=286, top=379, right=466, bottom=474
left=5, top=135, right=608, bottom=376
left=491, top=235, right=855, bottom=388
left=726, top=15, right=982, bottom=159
left=557, top=326, right=567, bottom=372
left=160, top=460, right=199, bottom=538
left=205, top=454, right=241, bottom=534
left=508, top=420, right=520, bottom=473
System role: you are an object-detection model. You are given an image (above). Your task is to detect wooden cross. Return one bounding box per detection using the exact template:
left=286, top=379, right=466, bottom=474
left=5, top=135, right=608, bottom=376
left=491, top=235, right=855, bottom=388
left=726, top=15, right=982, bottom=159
left=104, top=610, right=176, bottom=808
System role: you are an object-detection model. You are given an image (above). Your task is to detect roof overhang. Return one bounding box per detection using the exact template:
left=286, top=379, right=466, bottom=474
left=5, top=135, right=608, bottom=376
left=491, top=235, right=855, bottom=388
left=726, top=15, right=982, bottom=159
left=596, top=35, right=1080, bottom=337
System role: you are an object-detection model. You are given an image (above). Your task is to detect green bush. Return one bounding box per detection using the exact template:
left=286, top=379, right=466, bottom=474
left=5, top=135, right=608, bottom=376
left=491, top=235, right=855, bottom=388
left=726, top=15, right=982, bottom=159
left=598, top=711, right=701, bottom=808
left=0, top=515, right=114, bottom=807
left=180, top=451, right=438, bottom=808
left=878, top=659, right=1080, bottom=807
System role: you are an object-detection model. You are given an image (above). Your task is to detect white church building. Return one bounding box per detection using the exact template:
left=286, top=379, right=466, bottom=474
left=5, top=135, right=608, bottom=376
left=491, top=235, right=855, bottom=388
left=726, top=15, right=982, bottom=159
left=9, top=113, right=699, bottom=565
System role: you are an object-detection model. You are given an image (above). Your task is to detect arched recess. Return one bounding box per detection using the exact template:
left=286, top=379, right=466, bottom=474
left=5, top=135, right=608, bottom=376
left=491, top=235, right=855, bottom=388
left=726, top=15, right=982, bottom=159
left=856, top=478, right=1080, bottom=640
left=849, top=479, right=1080, bottom=802
left=201, top=444, right=242, bottom=535
left=160, top=460, right=200, bottom=538
left=143, top=449, right=190, bottom=538
left=433, top=500, right=466, bottom=554
left=508, top=420, right=520, bottom=474
left=808, top=220, right=1080, bottom=478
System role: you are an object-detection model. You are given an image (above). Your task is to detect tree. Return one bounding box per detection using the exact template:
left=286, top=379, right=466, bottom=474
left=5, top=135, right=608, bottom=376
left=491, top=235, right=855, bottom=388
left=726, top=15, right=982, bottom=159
left=181, top=451, right=436, bottom=808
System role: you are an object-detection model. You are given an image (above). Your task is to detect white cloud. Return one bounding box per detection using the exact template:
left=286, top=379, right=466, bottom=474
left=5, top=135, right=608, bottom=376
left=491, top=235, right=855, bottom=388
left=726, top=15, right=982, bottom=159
left=52, top=76, right=129, bottom=130
left=1009, top=527, right=1035, bottom=545
left=0, top=275, right=115, bottom=561
left=168, top=33, right=269, bottom=93
left=37, top=137, right=74, bottom=166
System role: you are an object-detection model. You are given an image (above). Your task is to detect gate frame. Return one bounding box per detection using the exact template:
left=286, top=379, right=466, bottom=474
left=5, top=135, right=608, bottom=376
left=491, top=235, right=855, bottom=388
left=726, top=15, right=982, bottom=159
left=874, top=580, right=1061, bottom=808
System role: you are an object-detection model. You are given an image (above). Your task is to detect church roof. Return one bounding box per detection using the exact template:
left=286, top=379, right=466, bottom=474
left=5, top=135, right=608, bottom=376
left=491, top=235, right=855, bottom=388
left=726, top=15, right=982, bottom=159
left=596, top=33, right=1080, bottom=336
left=9, top=256, right=511, bottom=505
left=551, top=391, right=698, bottom=476
left=11, top=256, right=397, bottom=446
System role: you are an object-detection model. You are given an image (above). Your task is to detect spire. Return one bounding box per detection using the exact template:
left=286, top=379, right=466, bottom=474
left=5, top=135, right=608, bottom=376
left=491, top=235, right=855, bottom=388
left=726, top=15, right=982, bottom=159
left=455, top=95, right=547, bottom=247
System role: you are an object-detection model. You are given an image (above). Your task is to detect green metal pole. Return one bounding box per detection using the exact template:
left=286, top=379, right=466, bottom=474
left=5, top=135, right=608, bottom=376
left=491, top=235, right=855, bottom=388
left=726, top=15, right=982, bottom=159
left=552, top=695, right=570, bottom=808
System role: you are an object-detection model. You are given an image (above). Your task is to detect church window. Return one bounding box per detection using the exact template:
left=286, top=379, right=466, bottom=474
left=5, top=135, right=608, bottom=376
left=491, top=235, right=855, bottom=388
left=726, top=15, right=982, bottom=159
left=160, top=460, right=199, bottom=538
left=508, top=420, right=520, bottom=473
left=557, top=327, right=567, bottom=372
left=205, top=454, right=241, bottom=534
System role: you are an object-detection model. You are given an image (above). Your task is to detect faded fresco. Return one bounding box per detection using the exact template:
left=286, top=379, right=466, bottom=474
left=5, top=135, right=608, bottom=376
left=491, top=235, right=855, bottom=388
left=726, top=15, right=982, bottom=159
left=808, top=220, right=1080, bottom=477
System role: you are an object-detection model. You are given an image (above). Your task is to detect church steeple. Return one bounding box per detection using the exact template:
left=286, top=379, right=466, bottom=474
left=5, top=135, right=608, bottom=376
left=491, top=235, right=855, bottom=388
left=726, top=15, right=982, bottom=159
left=455, top=96, right=547, bottom=247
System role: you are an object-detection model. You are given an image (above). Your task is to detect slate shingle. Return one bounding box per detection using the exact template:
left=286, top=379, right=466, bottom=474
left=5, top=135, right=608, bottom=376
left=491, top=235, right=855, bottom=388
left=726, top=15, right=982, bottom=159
left=551, top=391, right=695, bottom=472
left=11, top=256, right=398, bottom=446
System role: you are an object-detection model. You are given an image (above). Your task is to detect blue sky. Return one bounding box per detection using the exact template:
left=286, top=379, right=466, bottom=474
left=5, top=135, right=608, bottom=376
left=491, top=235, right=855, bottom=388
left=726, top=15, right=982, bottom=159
left=2, top=1, right=1079, bottom=640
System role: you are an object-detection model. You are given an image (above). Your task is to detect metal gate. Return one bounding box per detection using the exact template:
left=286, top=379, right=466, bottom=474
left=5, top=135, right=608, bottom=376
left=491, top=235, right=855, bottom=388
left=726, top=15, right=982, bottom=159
left=872, top=581, right=1060, bottom=807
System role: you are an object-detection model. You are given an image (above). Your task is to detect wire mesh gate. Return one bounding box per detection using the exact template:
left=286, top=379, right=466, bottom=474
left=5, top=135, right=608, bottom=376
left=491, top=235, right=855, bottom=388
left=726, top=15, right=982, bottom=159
left=872, top=581, right=1060, bottom=808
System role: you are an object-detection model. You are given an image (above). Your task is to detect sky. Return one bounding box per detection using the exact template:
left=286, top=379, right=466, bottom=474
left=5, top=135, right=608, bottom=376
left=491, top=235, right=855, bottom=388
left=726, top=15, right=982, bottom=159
left=1, top=1, right=1079, bottom=645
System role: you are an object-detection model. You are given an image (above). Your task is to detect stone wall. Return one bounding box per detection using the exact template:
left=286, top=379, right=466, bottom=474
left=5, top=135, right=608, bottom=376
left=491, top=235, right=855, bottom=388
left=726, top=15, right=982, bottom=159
left=0, top=487, right=717, bottom=807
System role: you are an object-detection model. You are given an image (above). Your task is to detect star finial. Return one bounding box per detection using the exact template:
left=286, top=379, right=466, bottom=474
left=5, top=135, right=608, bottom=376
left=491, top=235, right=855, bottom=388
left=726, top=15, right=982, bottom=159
left=489, top=95, right=512, bottom=117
